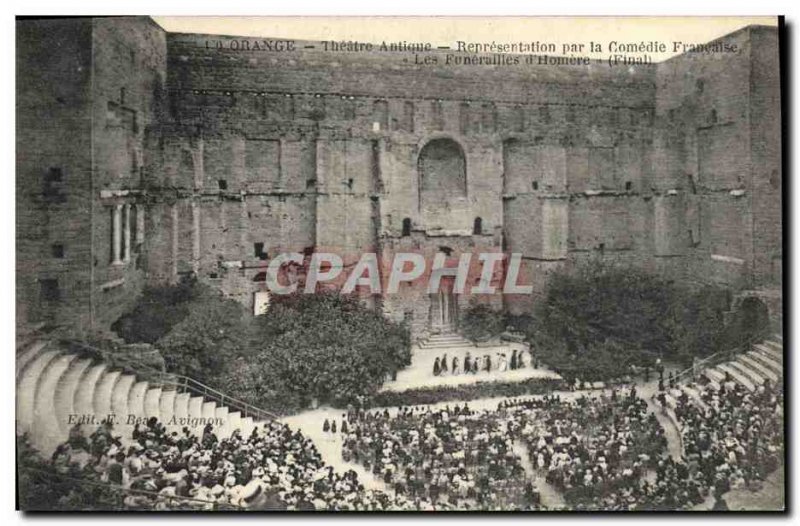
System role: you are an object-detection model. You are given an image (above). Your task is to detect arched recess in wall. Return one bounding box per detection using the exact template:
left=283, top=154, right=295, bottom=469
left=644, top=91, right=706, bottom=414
left=473, top=217, right=483, bottom=235
left=418, top=138, right=467, bottom=211
left=500, top=136, right=541, bottom=278
left=733, top=296, right=771, bottom=341
left=501, top=137, right=529, bottom=195
left=402, top=218, right=412, bottom=237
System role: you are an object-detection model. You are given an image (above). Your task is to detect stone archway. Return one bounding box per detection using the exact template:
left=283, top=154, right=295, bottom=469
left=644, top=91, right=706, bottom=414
left=731, top=296, right=771, bottom=341
left=429, top=276, right=458, bottom=335
left=417, top=137, right=467, bottom=212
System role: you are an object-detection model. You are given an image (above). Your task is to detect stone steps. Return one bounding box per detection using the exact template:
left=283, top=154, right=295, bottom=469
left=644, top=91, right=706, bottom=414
left=16, top=341, right=271, bottom=456
left=54, top=357, right=93, bottom=437
left=16, top=340, right=51, bottom=383
left=715, top=363, right=756, bottom=392
left=418, top=333, right=474, bottom=349
left=680, top=385, right=709, bottom=412
left=750, top=347, right=783, bottom=374
left=33, top=353, right=79, bottom=454
left=726, top=359, right=765, bottom=386
left=143, top=386, right=161, bottom=419
left=737, top=354, right=779, bottom=383
left=685, top=338, right=783, bottom=410
left=753, top=343, right=782, bottom=364
left=672, top=337, right=784, bottom=467
left=703, top=367, right=726, bottom=387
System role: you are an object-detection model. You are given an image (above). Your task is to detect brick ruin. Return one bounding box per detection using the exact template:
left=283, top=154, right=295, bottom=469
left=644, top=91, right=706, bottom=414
left=16, top=17, right=782, bottom=339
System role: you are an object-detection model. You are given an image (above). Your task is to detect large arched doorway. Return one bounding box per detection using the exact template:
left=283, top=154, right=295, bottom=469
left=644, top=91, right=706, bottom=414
left=418, top=138, right=467, bottom=212
left=429, top=246, right=459, bottom=334
left=735, top=296, right=770, bottom=341
left=430, top=276, right=458, bottom=334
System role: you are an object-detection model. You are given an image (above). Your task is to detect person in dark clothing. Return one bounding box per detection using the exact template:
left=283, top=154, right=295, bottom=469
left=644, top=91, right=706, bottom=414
left=464, top=352, right=472, bottom=374
left=433, top=357, right=440, bottom=376
left=510, top=349, right=518, bottom=370
left=322, top=419, right=330, bottom=433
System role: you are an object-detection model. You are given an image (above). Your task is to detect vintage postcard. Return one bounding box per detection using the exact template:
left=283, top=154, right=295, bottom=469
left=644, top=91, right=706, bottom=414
left=15, top=15, right=784, bottom=512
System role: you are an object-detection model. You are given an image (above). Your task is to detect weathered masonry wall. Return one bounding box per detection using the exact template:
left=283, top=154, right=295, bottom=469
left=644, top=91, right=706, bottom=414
left=17, top=19, right=94, bottom=330
left=654, top=26, right=782, bottom=290
left=155, top=32, right=659, bottom=321
left=90, top=17, right=168, bottom=330
left=749, top=28, right=782, bottom=288
left=16, top=17, right=167, bottom=334
left=16, top=18, right=781, bottom=337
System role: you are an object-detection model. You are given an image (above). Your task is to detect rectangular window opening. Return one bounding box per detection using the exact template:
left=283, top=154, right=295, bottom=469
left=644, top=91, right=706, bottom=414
left=39, top=278, right=60, bottom=302
left=46, top=167, right=63, bottom=182
left=254, top=242, right=268, bottom=260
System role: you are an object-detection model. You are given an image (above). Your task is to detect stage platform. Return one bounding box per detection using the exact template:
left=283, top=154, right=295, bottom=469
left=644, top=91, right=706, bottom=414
left=381, top=340, right=562, bottom=393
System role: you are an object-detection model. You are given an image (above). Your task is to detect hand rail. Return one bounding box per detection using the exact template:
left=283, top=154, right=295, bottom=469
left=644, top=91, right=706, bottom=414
left=18, top=464, right=244, bottom=510
left=672, top=329, right=773, bottom=385
left=61, top=339, right=278, bottom=422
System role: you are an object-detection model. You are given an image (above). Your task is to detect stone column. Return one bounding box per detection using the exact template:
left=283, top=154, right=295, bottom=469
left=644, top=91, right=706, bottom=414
left=123, top=204, right=131, bottom=262
left=136, top=204, right=145, bottom=245
left=192, top=200, right=200, bottom=273
left=277, top=138, right=285, bottom=190
left=171, top=204, right=179, bottom=278
left=112, top=204, right=123, bottom=265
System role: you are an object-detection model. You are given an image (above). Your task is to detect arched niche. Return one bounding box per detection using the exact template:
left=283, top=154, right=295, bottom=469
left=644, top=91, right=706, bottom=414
left=418, top=138, right=467, bottom=211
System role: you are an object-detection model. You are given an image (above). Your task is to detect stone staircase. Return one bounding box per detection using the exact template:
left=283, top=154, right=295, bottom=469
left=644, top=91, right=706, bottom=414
left=662, top=335, right=783, bottom=410
left=16, top=336, right=269, bottom=456
left=417, top=332, right=474, bottom=350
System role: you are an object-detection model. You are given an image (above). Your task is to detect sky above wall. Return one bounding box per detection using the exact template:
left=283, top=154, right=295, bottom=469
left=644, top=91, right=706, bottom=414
left=151, top=16, right=778, bottom=62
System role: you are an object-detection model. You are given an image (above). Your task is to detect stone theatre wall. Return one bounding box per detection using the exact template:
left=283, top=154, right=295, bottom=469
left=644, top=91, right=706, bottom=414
left=15, top=18, right=781, bottom=336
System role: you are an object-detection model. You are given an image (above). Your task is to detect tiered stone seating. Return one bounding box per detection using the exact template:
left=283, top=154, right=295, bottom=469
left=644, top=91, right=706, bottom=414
left=726, top=359, right=765, bottom=386
left=715, top=363, right=756, bottom=391
left=701, top=336, right=783, bottom=393
left=16, top=338, right=268, bottom=456
left=672, top=336, right=782, bottom=416
left=737, top=354, right=779, bottom=383
left=678, top=384, right=708, bottom=412
left=701, top=368, right=724, bottom=390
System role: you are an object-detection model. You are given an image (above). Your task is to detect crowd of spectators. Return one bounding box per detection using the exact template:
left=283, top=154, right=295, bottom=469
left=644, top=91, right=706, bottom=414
left=23, top=377, right=784, bottom=511
left=340, top=403, right=540, bottom=510
left=339, top=388, right=679, bottom=510
left=508, top=389, right=668, bottom=509
left=665, top=379, right=784, bottom=509
left=43, top=417, right=399, bottom=510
